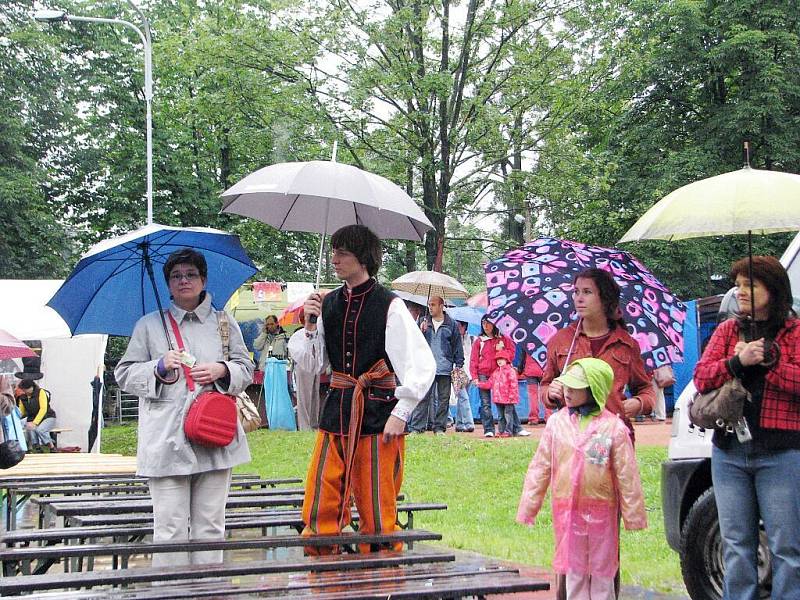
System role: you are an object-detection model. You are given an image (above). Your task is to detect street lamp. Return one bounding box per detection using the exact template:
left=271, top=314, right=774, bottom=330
left=35, top=2, right=154, bottom=225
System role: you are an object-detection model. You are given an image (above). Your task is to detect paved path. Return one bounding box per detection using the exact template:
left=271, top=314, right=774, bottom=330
left=441, top=417, right=673, bottom=447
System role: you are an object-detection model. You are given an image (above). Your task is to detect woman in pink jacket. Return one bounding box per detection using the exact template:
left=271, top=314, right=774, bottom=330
left=470, top=315, right=514, bottom=438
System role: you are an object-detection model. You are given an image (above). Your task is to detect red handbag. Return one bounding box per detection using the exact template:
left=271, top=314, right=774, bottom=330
left=183, top=391, right=237, bottom=447
left=168, top=313, right=238, bottom=448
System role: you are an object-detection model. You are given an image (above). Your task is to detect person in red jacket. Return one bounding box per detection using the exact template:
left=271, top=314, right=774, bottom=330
left=694, top=255, right=800, bottom=600
left=470, top=315, right=514, bottom=438
left=541, top=268, right=654, bottom=440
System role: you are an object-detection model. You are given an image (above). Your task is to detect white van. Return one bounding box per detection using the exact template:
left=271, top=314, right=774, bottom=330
left=662, top=233, right=800, bottom=600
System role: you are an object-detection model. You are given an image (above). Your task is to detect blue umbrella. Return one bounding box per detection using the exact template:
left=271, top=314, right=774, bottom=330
left=447, top=305, right=485, bottom=337
left=48, top=224, right=257, bottom=339
left=447, top=305, right=485, bottom=326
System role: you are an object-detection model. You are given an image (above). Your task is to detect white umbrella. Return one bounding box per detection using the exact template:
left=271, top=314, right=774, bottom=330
left=220, top=160, right=433, bottom=290
left=391, top=271, right=469, bottom=301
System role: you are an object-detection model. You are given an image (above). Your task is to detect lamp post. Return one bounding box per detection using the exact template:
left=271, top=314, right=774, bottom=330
left=35, top=2, right=154, bottom=225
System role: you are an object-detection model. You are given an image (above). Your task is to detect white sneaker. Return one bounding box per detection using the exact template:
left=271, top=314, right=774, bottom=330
left=517, top=430, right=531, bottom=437
left=484, top=431, right=495, bottom=438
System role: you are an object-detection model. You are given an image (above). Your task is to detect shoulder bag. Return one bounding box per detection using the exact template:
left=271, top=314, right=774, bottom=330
left=167, top=312, right=238, bottom=447
left=218, top=312, right=263, bottom=433
left=688, top=330, right=750, bottom=430
left=0, top=407, right=26, bottom=469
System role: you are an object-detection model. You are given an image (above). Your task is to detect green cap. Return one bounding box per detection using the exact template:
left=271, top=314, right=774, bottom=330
left=554, top=363, right=590, bottom=390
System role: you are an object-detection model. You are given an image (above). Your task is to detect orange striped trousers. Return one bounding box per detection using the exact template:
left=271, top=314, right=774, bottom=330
left=301, top=431, right=404, bottom=554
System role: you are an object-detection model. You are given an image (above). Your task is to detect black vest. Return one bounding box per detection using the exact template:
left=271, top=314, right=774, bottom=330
left=320, top=279, right=397, bottom=435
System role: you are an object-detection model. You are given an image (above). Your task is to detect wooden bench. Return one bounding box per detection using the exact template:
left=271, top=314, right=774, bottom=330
left=0, top=529, right=443, bottom=577
left=0, top=553, right=550, bottom=598
left=3, top=471, right=291, bottom=530
left=1, top=503, right=448, bottom=549
left=41, top=495, right=307, bottom=529
left=31, top=487, right=306, bottom=527
left=48, top=427, right=73, bottom=448
left=0, top=547, right=464, bottom=596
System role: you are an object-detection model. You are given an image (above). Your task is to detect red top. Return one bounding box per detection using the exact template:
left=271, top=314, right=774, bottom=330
left=694, top=318, right=800, bottom=431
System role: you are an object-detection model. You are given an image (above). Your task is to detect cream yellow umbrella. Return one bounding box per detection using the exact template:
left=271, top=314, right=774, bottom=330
left=619, top=165, right=800, bottom=242
left=619, top=162, right=800, bottom=336
left=391, top=271, right=468, bottom=301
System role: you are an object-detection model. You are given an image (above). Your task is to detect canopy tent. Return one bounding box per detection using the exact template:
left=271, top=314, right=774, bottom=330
left=0, top=280, right=107, bottom=452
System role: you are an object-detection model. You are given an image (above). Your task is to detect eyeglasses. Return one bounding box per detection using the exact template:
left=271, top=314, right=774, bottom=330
left=169, top=272, right=201, bottom=282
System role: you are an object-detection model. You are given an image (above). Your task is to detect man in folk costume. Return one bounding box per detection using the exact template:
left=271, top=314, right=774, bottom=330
left=289, top=225, right=435, bottom=554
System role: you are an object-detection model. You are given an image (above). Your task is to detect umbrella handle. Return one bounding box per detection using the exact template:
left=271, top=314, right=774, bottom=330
left=142, top=243, right=175, bottom=351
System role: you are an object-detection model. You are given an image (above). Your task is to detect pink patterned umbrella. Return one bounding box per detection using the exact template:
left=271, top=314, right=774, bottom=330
left=484, top=237, right=685, bottom=370
left=0, top=329, right=36, bottom=361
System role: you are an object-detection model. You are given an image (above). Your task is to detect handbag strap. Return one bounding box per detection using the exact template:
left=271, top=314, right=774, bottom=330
left=166, top=312, right=195, bottom=392
left=217, top=311, right=231, bottom=361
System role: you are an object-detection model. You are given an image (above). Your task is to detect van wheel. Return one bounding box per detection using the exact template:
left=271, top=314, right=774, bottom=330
left=680, top=488, right=772, bottom=600
left=680, top=489, right=723, bottom=600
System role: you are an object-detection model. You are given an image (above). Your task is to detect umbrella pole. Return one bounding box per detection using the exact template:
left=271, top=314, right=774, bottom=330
left=747, top=230, right=756, bottom=340
left=310, top=204, right=331, bottom=325
left=142, top=244, right=175, bottom=351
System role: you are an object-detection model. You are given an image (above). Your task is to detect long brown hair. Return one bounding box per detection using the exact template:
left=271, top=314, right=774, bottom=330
left=730, top=256, right=794, bottom=332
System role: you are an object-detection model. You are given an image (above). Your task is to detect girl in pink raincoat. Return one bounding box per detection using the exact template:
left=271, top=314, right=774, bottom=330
left=516, top=357, right=647, bottom=600
left=476, top=346, right=518, bottom=437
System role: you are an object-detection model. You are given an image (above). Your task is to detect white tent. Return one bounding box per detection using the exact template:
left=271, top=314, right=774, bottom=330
left=0, top=280, right=107, bottom=452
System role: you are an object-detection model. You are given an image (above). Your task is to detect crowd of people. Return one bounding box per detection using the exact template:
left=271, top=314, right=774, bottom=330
left=99, top=222, right=797, bottom=600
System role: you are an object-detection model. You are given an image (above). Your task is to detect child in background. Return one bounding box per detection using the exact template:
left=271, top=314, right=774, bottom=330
left=516, top=358, right=646, bottom=599
left=476, top=346, right=518, bottom=438
left=514, top=343, right=549, bottom=425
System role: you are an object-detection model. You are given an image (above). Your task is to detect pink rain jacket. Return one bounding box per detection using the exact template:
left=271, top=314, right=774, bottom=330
left=516, top=402, right=646, bottom=576
left=476, top=363, right=519, bottom=404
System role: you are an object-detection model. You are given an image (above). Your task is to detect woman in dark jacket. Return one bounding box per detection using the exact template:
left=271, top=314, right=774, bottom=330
left=694, top=256, right=800, bottom=600
left=14, top=357, right=57, bottom=450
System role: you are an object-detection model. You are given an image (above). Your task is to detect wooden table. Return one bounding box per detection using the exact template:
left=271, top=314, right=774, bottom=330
left=1, top=453, right=138, bottom=478
left=1, top=454, right=138, bottom=530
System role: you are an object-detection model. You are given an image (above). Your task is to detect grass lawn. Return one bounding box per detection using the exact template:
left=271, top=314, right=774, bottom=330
left=101, top=425, right=687, bottom=595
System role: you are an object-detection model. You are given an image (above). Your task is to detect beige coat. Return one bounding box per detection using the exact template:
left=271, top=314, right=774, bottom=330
left=115, top=293, right=253, bottom=477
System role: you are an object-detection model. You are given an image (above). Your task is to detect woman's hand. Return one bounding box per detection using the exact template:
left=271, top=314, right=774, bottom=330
left=161, top=350, right=183, bottom=371
left=737, top=338, right=765, bottom=367
left=622, top=396, right=643, bottom=418
left=190, top=362, right=228, bottom=386
left=546, top=380, right=564, bottom=406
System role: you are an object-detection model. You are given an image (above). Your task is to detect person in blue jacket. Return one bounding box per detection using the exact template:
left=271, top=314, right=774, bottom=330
left=408, top=296, right=465, bottom=434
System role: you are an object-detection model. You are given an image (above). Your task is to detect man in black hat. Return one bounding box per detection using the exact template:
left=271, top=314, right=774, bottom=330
left=14, top=357, right=57, bottom=451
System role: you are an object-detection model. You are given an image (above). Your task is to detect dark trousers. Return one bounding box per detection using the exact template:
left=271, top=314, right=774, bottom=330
left=408, top=375, right=451, bottom=433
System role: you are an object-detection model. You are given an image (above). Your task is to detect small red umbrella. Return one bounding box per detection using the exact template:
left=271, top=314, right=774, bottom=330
left=278, top=297, right=305, bottom=327
left=466, top=290, right=488, bottom=308
left=0, top=329, right=36, bottom=361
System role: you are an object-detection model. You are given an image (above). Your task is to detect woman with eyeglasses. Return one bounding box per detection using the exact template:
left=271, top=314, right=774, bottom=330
left=115, top=248, right=254, bottom=568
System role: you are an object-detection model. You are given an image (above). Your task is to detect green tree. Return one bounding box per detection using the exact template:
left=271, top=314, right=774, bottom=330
left=0, top=1, right=76, bottom=277
left=532, top=0, right=800, bottom=299
left=304, top=0, right=584, bottom=271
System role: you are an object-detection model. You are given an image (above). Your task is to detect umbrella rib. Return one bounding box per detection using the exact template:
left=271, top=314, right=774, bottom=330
left=68, top=244, right=148, bottom=335
left=278, top=196, right=301, bottom=230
